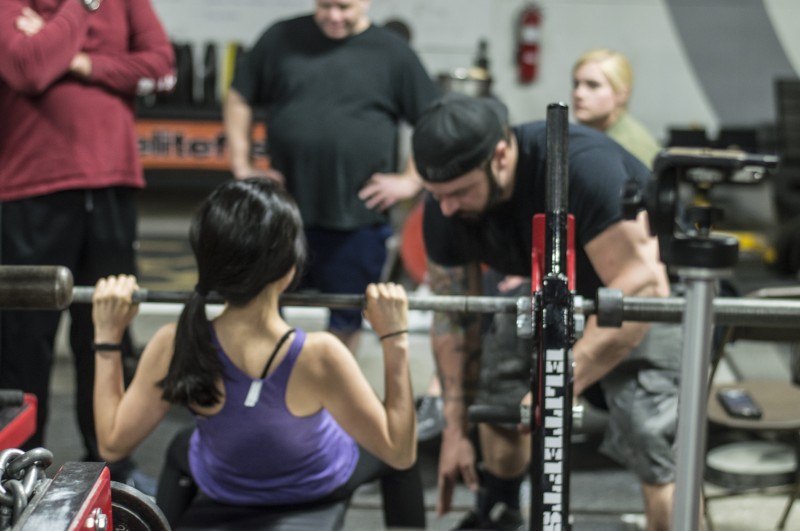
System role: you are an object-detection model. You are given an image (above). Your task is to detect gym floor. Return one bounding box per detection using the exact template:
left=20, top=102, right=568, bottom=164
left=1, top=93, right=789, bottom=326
left=40, top=188, right=799, bottom=530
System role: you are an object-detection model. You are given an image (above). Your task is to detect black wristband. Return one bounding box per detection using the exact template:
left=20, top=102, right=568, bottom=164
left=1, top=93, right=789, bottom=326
left=92, top=342, right=122, bottom=352
left=378, top=330, right=408, bottom=341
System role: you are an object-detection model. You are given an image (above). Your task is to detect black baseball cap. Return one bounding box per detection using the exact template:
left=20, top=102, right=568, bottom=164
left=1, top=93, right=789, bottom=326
left=413, top=93, right=509, bottom=183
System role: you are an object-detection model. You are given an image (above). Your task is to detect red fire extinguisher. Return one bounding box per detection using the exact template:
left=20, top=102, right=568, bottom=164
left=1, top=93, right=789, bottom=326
left=517, top=4, right=542, bottom=84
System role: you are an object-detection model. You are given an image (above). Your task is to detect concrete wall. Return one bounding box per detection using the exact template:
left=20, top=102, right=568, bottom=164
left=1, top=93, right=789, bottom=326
left=150, top=0, right=800, bottom=143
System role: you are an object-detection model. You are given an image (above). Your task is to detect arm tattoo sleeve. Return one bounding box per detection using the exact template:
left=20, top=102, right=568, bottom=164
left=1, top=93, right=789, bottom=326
left=429, top=260, right=483, bottom=404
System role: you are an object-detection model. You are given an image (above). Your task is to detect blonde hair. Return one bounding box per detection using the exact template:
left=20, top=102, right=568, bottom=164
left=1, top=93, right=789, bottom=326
left=573, top=48, right=633, bottom=104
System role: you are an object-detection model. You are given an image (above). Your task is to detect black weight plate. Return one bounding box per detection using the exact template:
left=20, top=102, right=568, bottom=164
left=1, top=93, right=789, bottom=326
left=111, top=481, right=169, bottom=531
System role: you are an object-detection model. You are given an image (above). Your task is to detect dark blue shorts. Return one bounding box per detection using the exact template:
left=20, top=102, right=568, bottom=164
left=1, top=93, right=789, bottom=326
left=298, top=224, right=392, bottom=333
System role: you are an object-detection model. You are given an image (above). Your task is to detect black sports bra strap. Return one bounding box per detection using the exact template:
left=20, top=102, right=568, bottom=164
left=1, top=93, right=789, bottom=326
left=259, top=328, right=297, bottom=379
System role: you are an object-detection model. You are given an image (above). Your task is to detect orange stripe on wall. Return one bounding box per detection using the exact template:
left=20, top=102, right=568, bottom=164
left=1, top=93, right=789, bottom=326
left=137, top=119, right=269, bottom=171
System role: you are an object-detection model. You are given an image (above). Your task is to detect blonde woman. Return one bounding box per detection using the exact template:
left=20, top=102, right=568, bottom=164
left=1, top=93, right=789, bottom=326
left=572, top=48, right=661, bottom=167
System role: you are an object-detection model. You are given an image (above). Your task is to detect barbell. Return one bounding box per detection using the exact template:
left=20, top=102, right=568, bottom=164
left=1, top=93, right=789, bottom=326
left=0, top=266, right=520, bottom=314
left=2, top=266, right=800, bottom=329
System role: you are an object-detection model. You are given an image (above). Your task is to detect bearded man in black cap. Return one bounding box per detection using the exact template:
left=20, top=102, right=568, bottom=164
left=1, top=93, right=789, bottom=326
left=413, top=93, right=682, bottom=531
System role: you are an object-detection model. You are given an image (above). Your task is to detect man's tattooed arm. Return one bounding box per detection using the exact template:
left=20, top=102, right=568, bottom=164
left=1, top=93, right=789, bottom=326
left=428, top=259, right=482, bottom=431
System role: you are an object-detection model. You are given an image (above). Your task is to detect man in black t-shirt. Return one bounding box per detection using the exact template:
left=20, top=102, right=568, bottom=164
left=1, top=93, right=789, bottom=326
left=224, top=0, right=438, bottom=353
left=413, top=93, right=682, bottom=531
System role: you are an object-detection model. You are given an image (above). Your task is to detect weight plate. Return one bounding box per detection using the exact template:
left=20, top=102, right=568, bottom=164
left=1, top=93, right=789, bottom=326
left=111, top=481, right=169, bottom=531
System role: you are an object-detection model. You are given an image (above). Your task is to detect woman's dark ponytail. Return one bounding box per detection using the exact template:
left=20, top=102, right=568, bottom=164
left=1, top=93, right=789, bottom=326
left=157, top=178, right=306, bottom=407
left=160, top=288, right=222, bottom=406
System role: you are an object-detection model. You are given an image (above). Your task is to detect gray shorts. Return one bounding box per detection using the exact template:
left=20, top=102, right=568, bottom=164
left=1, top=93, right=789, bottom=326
left=599, top=324, right=681, bottom=485
left=475, top=271, right=681, bottom=485
left=475, top=272, right=533, bottom=409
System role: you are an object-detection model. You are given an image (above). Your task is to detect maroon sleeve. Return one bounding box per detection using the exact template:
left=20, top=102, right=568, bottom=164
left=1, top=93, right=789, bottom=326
left=0, top=0, right=89, bottom=94
left=87, top=0, right=175, bottom=96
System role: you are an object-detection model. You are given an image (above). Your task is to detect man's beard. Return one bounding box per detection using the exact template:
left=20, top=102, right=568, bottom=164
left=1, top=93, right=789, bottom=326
left=456, top=168, right=505, bottom=223
left=484, top=166, right=505, bottom=211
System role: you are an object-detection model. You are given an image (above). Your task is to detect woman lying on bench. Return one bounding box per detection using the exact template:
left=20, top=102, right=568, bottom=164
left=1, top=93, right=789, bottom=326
left=91, top=178, right=425, bottom=529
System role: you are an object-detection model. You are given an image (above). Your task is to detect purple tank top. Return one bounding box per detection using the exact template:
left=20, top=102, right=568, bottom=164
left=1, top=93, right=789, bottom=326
left=188, top=328, right=359, bottom=505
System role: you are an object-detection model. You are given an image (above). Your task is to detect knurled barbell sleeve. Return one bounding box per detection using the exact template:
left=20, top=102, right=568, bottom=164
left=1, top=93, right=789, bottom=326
left=593, top=288, right=800, bottom=328
left=0, top=266, right=73, bottom=310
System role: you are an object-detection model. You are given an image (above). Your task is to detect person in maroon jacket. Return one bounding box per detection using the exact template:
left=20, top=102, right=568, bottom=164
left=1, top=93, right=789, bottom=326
left=0, top=0, right=175, bottom=493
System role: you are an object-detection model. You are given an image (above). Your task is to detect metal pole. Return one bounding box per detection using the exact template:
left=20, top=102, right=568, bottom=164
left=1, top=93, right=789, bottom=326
left=70, top=287, right=522, bottom=314
left=532, top=102, right=573, bottom=531
left=671, top=269, right=719, bottom=531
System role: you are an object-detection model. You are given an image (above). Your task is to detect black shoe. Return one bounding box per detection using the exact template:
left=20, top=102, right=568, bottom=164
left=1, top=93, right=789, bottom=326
left=488, top=504, right=524, bottom=531
left=452, top=510, right=493, bottom=530
left=452, top=505, right=524, bottom=531
left=416, top=395, right=444, bottom=441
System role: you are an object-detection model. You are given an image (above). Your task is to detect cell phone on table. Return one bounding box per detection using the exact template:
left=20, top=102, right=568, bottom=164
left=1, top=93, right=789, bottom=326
left=716, top=388, right=762, bottom=419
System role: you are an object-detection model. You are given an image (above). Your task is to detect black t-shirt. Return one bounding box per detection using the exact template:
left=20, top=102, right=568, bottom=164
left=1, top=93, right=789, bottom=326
left=423, top=122, right=651, bottom=299
left=233, top=15, right=439, bottom=230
